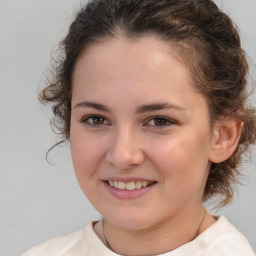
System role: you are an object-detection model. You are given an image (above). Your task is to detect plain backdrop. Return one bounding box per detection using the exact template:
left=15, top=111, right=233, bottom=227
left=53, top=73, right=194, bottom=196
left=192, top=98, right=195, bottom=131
left=0, top=0, right=255, bottom=255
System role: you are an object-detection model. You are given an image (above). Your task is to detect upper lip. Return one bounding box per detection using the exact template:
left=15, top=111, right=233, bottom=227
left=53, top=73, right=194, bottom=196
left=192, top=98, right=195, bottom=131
left=103, top=177, right=156, bottom=182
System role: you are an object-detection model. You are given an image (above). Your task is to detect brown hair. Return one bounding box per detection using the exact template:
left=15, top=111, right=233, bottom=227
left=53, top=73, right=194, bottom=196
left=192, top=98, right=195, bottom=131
left=41, top=0, right=256, bottom=205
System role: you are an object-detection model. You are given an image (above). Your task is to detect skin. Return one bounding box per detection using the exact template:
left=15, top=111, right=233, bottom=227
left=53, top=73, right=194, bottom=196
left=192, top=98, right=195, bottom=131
left=70, top=35, right=240, bottom=255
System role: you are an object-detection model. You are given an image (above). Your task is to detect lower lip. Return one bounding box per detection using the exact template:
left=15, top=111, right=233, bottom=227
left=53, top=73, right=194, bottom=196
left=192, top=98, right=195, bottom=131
left=103, top=182, right=156, bottom=199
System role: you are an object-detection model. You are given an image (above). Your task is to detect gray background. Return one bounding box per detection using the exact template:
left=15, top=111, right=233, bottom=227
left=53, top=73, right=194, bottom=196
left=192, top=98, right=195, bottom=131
left=0, top=0, right=255, bottom=255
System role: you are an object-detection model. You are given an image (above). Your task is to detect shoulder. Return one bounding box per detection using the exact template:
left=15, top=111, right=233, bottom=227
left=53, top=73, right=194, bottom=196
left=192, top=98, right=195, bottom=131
left=21, top=222, right=105, bottom=256
left=169, top=216, right=254, bottom=256
left=197, top=216, right=254, bottom=256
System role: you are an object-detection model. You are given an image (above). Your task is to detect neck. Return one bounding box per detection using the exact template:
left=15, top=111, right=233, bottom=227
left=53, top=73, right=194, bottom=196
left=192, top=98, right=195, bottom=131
left=96, top=206, right=215, bottom=256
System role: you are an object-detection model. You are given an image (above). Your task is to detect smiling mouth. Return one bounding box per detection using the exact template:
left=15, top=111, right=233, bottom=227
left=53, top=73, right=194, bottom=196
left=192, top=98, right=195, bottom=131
left=106, top=180, right=156, bottom=191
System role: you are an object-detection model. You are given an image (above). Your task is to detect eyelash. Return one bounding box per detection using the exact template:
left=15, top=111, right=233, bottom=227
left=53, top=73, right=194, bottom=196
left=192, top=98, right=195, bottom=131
left=81, top=115, right=176, bottom=128
left=145, top=116, right=176, bottom=128
left=81, top=115, right=110, bottom=127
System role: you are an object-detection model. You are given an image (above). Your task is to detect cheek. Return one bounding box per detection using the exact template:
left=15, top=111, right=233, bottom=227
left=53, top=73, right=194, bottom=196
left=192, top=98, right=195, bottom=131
left=70, top=134, right=107, bottom=200
left=150, top=133, right=210, bottom=184
left=70, top=129, right=106, bottom=178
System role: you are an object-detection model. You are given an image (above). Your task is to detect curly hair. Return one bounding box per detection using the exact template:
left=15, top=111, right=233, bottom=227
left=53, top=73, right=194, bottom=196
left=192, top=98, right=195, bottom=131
left=40, top=0, right=256, bottom=205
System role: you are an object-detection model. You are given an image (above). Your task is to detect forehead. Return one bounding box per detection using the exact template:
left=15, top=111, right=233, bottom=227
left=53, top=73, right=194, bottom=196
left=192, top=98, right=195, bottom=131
left=73, top=35, right=193, bottom=88
left=71, top=35, right=207, bottom=114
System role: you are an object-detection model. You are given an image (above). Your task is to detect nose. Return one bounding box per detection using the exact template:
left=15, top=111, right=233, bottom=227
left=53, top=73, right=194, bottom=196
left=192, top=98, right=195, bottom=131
left=106, top=127, right=145, bottom=170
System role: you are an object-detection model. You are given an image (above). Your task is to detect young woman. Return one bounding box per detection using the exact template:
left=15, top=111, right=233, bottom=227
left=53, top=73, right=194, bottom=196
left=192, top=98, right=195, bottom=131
left=22, top=0, right=256, bottom=255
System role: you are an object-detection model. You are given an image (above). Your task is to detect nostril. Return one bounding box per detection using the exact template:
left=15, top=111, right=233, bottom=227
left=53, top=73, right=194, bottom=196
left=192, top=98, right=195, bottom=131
left=105, top=147, right=144, bottom=169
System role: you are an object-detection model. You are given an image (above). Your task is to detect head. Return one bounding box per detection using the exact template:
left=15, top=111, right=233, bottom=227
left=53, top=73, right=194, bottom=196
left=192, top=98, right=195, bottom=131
left=41, top=0, right=256, bottom=207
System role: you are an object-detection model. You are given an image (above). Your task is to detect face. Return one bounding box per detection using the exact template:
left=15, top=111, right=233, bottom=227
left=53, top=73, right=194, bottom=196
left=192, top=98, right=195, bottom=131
left=70, top=36, right=215, bottom=231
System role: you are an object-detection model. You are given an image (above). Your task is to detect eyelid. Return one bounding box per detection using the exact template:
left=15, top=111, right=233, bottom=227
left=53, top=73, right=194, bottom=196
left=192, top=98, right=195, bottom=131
left=80, top=114, right=176, bottom=128
left=144, top=115, right=176, bottom=128
left=81, top=114, right=110, bottom=127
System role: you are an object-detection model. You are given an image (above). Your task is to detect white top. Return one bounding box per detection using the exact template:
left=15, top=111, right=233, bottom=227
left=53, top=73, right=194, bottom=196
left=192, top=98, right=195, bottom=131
left=22, top=216, right=254, bottom=256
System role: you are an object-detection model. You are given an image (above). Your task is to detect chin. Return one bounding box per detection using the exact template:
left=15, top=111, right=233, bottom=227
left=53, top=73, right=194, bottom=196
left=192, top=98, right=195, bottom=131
left=103, top=208, right=155, bottom=231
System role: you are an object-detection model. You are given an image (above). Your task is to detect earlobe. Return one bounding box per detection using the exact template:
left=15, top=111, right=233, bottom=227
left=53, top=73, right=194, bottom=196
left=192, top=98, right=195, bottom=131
left=209, top=117, right=243, bottom=163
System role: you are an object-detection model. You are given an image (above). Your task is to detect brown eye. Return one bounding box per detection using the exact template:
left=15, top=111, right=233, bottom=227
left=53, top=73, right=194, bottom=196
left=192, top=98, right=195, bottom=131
left=146, top=116, right=175, bottom=128
left=154, top=118, right=168, bottom=126
left=92, top=116, right=105, bottom=125
left=82, top=115, right=109, bottom=127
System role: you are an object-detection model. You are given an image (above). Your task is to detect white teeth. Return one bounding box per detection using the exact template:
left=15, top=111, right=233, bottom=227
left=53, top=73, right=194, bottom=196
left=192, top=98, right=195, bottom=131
left=126, top=181, right=136, bottom=190
left=108, top=180, right=154, bottom=190
left=135, top=181, right=142, bottom=189
left=117, top=181, right=126, bottom=190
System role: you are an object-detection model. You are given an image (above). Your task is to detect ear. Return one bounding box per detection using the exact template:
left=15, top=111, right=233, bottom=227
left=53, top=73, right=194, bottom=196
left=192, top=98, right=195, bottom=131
left=209, top=117, right=243, bottom=163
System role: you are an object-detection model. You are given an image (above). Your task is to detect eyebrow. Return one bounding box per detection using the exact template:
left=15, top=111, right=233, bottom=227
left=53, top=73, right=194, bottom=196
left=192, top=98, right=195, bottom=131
left=74, top=101, right=187, bottom=113
left=135, top=103, right=187, bottom=114
left=74, top=101, right=111, bottom=112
